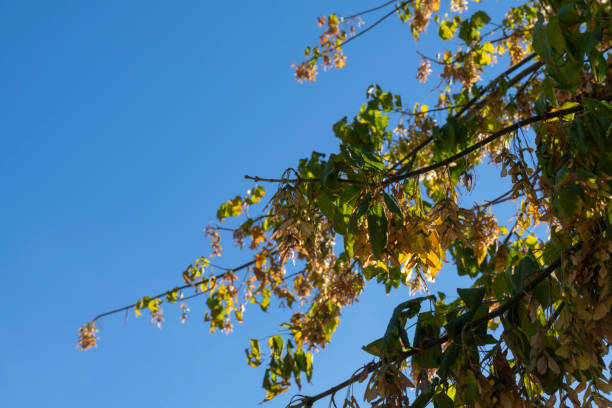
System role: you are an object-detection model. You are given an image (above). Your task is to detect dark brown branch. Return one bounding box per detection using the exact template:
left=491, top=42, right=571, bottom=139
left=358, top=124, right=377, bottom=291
left=286, top=254, right=566, bottom=408
left=247, top=105, right=581, bottom=188
left=384, top=104, right=584, bottom=185
left=293, top=362, right=379, bottom=408
left=249, top=103, right=589, bottom=190
left=390, top=136, right=433, bottom=171
left=245, top=175, right=319, bottom=184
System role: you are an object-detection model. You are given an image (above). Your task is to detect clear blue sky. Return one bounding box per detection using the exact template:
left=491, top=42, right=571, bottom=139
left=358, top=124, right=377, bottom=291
left=0, top=1, right=514, bottom=407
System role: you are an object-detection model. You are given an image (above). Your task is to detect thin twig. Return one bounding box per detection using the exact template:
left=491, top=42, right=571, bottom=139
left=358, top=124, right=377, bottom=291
left=341, top=7, right=399, bottom=48
left=344, top=0, right=397, bottom=20
left=90, top=257, right=259, bottom=322
left=244, top=174, right=364, bottom=185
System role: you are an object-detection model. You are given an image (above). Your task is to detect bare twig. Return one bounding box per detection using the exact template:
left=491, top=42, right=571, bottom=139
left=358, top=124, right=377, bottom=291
left=344, top=0, right=397, bottom=20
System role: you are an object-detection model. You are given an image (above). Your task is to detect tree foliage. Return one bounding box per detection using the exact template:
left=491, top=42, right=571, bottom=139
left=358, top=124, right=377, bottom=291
left=80, top=0, right=612, bottom=407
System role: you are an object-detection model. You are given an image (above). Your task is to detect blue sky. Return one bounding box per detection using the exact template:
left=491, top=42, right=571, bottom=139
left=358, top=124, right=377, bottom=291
left=0, top=1, right=516, bottom=407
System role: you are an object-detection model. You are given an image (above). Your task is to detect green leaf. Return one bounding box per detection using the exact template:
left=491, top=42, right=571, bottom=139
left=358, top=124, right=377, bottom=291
left=411, top=390, right=434, bottom=408
left=362, top=337, right=384, bottom=357
left=380, top=92, right=394, bottom=112
left=400, top=296, right=435, bottom=319
left=438, top=342, right=459, bottom=378
left=260, top=287, right=271, bottom=311
left=457, top=287, right=485, bottom=313
left=552, top=183, right=582, bottom=220
left=533, top=279, right=559, bottom=308
left=445, top=313, right=472, bottom=340
left=380, top=296, right=435, bottom=357
left=305, top=352, right=313, bottom=381
left=433, top=392, right=454, bottom=408
left=321, top=156, right=336, bottom=186
left=362, top=151, right=384, bottom=172
left=512, top=257, right=539, bottom=294
left=340, top=144, right=365, bottom=168
left=533, top=15, right=555, bottom=67
left=589, top=49, right=606, bottom=83
left=383, top=192, right=403, bottom=220
left=546, top=17, right=566, bottom=54
left=471, top=11, right=491, bottom=29
left=458, top=20, right=477, bottom=44
left=559, top=3, right=583, bottom=26
left=245, top=339, right=262, bottom=367
left=493, top=273, right=511, bottom=299
left=348, top=193, right=372, bottom=234
left=367, top=201, right=388, bottom=259
left=270, top=335, right=284, bottom=358
left=294, top=348, right=307, bottom=371
left=317, top=192, right=349, bottom=234
left=413, top=312, right=441, bottom=368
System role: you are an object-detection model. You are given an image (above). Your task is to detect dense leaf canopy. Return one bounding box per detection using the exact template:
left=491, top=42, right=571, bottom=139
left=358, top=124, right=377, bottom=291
left=81, top=0, right=612, bottom=407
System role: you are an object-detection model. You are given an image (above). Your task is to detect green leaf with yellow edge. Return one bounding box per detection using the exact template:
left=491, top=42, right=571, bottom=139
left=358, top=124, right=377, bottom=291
left=259, top=287, right=271, bottom=311
left=471, top=11, right=490, bottom=29
left=439, top=18, right=459, bottom=40
left=269, top=335, right=284, bottom=358
left=245, top=339, right=262, bottom=367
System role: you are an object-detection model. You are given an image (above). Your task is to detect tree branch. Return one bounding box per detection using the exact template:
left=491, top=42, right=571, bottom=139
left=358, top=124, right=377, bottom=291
left=384, top=104, right=584, bottom=185
left=89, top=257, right=259, bottom=323
left=343, top=0, right=397, bottom=20
left=244, top=174, right=365, bottom=185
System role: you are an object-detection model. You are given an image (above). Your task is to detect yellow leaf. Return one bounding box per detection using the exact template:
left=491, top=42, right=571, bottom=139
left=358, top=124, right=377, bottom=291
left=476, top=245, right=487, bottom=265
left=398, top=251, right=411, bottom=264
